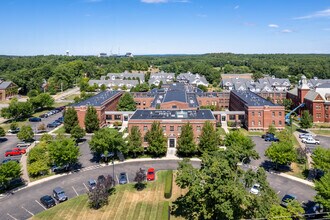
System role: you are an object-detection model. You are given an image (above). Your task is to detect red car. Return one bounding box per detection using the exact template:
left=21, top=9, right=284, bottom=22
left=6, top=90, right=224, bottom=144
left=147, top=168, right=155, bottom=181
left=5, top=148, right=26, bottom=157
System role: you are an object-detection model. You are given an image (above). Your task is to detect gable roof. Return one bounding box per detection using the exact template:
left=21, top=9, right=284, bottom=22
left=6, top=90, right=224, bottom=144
left=0, top=81, right=16, bottom=90
left=304, top=91, right=324, bottom=102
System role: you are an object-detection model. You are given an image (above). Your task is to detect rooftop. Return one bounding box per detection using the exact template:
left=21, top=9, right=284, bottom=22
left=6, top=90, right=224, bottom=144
left=130, top=109, right=215, bottom=120
left=72, top=91, right=121, bottom=107
left=231, top=90, right=278, bottom=107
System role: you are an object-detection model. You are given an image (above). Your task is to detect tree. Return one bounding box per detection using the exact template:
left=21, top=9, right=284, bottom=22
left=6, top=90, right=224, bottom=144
left=127, top=126, right=143, bottom=157
left=89, top=128, right=127, bottom=158
left=27, top=89, right=39, bottom=98
left=30, top=93, right=54, bottom=110
left=40, top=133, right=53, bottom=143
left=71, top=125, right=86, bottom=141
left=1, top=98, right=34, bottom=120
left=278, top=99, right=293, bottom=112
left=134, top=168, right=147, bottom=191
left=0, top=127, right=5, bottom=137
left=17, top=125, right=34, bottom=141
left=10, top=122, right=18, bottom=131
left=198, top=121, right=218, bottom=153
left=37, top=123, right=46, bottom=132
left=117, top=93, right=136, bottom=111
left=267, top=124, right=276, bottom=135
left=286, top=200, right=305, bottom=219
left=145, top=121, right=167, bottom=157
left=100, top=84, right=107, bottom=91
left=315, top=172, right=330, bottom=211
left=197, top=84, right=208, bottom=92
left=265, top=142, right=297, bottom=169
left=84, top=106, right=99, bottom=133
left=64, top=107, right=78, bottom=133
left=300, top=110, right=313, bottom=130
left=267, top=205, right=291, bottom=220
left=177, top=123, right=196, bottom=157
left=252, top=72, right=264, bottom=81
left=0, top=161, right=22, bottom=187
left=48, top=137, right=80, bottom=167
left=88, top=175, right=114, bottom=209
left=28, top=160, right=49, bottom=177
left=311, top=147, right=330, bottom=172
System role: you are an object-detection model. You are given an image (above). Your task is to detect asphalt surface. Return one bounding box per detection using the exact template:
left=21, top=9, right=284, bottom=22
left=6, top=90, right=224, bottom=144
left=0, top=160, right=200, bottom=220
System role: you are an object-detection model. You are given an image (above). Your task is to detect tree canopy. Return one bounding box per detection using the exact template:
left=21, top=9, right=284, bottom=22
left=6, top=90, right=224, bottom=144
left=300, top=110, right=313, bottom=130
left=177, top=123, right=197, bottom=157
left=17, top=125, right=34, bottom=141
left=48, top=137, right=80, bottom=167
left=145, top=121, right=167, bottom=157
left=127, top=126, right=144, bottom=157
left=84, top=106, right=100, bottom=133
left=198, top=121, right=218, bottom=153
left=117, top=93, right=136, bottom=111
left=64, top=107, right=78, bottom=133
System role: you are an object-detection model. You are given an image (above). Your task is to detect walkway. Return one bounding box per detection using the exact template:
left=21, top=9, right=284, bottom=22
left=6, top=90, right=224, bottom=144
left=221, top=121, right=229, bottom=134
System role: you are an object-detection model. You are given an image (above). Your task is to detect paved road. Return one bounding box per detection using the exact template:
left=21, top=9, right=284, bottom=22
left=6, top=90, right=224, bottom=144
left=250, top=136, right=271, bottom=168
left=0, top=160, right=200, bottom=220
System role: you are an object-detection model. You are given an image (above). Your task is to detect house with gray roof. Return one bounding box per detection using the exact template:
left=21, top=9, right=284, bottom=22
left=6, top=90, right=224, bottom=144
left=0, top=80, right=19, bottom=101
left=148, top=72, right=175, bottom=86
left=176, top=72, right=209, bottom=86
left=101, top=71, right=145, bottom=83
left=89, top=79, right=139, bottom=90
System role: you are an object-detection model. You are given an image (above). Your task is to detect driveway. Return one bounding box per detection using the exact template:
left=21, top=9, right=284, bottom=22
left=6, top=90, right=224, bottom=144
left=250, top=136, right=272, bottom=168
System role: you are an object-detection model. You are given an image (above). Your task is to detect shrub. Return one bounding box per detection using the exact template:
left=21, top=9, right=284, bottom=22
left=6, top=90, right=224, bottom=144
left=162, top=201, right=170, bottom=220
left=164, top=170, right=173, bottom=199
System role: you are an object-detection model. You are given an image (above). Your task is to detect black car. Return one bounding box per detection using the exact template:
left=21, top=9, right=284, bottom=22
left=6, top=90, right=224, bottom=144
left=47, top=123, right=57, bottom=128
left=281, top=194, right=296, bottom=207
left=2, top=158, right=19, bottom=164
left=119, top=172, right=128, bottom=184
left=261, top=132, right=273, bottom=139
left=29, top=117, right=42, bottom=122
left=40, top=195, right=56, bottom=208
left=265, top=136, right=279, bottom=142
left=39, top=114, right=48, bottom=118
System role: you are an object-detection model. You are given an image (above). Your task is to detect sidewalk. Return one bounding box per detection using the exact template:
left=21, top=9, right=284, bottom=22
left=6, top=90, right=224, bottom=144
left=20, top=142, right=37, bottom=183
left=221, top=121, right=229, bottom=134
left=293, top=131, right=313, bottom=170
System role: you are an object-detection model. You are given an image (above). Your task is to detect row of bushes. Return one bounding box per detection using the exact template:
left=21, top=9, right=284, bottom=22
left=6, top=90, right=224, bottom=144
left=164, top=170, right=173, bottom=199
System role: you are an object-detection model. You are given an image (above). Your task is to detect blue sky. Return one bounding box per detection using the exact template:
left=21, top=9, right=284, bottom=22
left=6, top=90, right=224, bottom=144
left=0, top=0, right=329, bottom=55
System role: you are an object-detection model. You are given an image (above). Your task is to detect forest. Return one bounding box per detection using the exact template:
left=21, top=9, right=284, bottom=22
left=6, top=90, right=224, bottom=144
left=0, top=53, right=329, bottom=95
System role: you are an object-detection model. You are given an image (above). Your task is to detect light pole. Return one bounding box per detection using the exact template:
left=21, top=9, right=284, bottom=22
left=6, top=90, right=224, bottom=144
left=234, top=157, right=248, bottom=182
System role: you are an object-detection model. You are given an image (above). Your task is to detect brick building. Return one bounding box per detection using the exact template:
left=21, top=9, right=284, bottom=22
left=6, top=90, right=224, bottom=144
left=230, top=90, right=285, bottom=131
left=287, top=76, right=330, bottom=123
left=128, top=109, right=216, bottom=147
left=72, top=90, right=123, bottom=128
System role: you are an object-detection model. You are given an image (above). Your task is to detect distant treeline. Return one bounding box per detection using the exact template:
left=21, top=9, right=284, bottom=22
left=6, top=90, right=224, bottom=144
left=0, top=53, right=329, bottom=94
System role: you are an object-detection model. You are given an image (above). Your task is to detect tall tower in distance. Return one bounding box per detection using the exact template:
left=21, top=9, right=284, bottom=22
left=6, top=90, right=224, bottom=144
left=66, top=50, right=70, bottom=56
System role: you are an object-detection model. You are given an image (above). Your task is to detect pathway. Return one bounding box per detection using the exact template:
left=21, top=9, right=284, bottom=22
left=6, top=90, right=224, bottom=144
left=221, top=121, right=229, bottom=134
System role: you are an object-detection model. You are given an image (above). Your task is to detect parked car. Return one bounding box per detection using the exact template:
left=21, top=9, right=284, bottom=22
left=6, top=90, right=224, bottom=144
left=299, top=133, right=313, bottom=139
left=281, top=194, right=297, bottom=207
left=2, top=158, right=19, bottom=164
left=119, top=172, right=128, bottom=184
left=40, top=195, right=56, bottom=208
left=302, top=137, right=320, bottom=145
left=53, top=187, right=68, bottom=202
left=306, top=203, right=325, bottom=219
left=53, top=121, right=61, bottom=126
left=8, top=128, right=20, bottom=134
left=261, top=132, right=274, bottom=139
left=249, top=183, right=261, bottom=195
left=40, top=114, right=48, bottom=118
left=265, top=136, right=279, bottom=142
left=51, top=164, right=69, bottom=173
left=17, top=142, right=31, bottom=148
left=5, top=148, right=26, bottom=157
left=147, top=168, right=155, bottom=181
left=29, top=117, right=42, bottom=122
left=88, top=178, right=97, bottom=190
left=47, top=123, right=57, bottom=128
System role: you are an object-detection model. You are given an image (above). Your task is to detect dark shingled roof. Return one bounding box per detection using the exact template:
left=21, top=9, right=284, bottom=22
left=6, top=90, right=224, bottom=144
left=231, top=90, right=278, bottom=106
left=130, top=109, right=215, bottom=120
left=317, top=83, right=330, bottom=89
left=0, top=81, right=13, bottom=89
left=72, top=91, right=121, bottom=107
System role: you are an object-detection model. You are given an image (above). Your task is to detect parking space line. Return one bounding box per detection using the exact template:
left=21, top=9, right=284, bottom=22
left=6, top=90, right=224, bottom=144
left=277, top=191, right=281, bottom=194
left=83, top=182, right=89, bottom=191
left=72, top=186, right=79, bottom=196
left=116, top=175, right=119, bottom=184
left=126, top=173, right=129, bottom=183
left=35, top=200, right=47, bottom=210
left=21, top=206, right=34, bottom=216
left=7, top=213, right=18, bottom=220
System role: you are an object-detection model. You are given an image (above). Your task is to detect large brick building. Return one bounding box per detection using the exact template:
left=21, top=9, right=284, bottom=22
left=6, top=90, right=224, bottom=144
left=287, top=76, right=330, bottom=123
left=128, top=109, right=216, bottom=148
left=230, top=90, right=285, bottom=131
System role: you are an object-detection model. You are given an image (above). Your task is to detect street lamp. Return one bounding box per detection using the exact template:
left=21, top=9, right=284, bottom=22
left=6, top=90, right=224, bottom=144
left=234, top=157, right=248, bottom=182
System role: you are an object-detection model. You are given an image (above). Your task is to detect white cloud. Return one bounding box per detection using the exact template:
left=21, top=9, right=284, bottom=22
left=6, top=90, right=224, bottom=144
left=281, top=29, right=293, bottom=33
left=268, top=24, right=279, bottom=28
left=141, top=0, right=168, bottom=3
left=294, top=8, right=330, bottom=19
left=234, top=5, right=239, bottom=10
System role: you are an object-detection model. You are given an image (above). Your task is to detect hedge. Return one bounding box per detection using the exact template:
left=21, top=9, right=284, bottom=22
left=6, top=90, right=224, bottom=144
left=164, top=170, right=173, bottom=199
left=162, top=201, right=170, bottom=220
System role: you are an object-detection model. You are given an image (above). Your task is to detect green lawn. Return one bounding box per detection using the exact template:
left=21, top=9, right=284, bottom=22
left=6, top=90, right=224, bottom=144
left=33, top=171, right=185, bottom=220
left=53, top=126, right=66, bottom=134
left=311, top=129, right=330, bottom=136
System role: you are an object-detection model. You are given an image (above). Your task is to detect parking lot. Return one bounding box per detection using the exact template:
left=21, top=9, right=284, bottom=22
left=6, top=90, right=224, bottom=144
left=250, top=136, right=272, bottom=168
left=299, top=134, right=330, bottom=153
left=29, top=110, right=64, bottom=133
left=0, top=160, right=199, bottom=219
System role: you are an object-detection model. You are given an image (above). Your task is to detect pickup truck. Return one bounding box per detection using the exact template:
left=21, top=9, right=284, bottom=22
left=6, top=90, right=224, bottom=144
left=5, top=148, right=26, bottom=157
left=302, top=137, right=320, bottom=145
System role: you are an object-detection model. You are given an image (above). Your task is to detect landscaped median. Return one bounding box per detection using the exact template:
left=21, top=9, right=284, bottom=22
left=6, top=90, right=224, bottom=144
left=32, top=171, right=184, bottom=220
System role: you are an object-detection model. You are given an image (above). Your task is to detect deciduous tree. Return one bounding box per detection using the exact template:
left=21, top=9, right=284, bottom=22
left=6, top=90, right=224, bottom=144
left=134, top=168, right=147, bottom=191
left=71, top=125, right=86, bottom=141
left=145, top=121, right=167, bottom=157
left=315, top=172, right=330, bottom=211
left=0, top=161, right=21, bottom=187
left=64, top=107, right=78, bottom=133
left=177, top=123, right=196, bottom=157
left=84, top=106, right=99, bottom=133
left=198, top=121, right=218, bottom=153
left=265, top=142, right=296, bottom=169
left=311, top=147, right=330, bottom=172
left=48, top=137, right=80, bottom=167
left=127, top=126, right=143, bottom=157
left=0, top=127, right=5, bottom=137
left=17, top=125, right=34, bottom=141
left=117, top=92, right=136, bottom=111
left=300, top=110, right=313, bottom=130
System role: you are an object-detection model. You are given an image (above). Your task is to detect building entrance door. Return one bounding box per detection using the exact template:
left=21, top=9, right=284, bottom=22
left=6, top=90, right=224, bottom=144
left=221, top=115, right=226, bottom=121
left=123, top=115, right=128, bottom=121
left=169, top=139, right=175, bottom=148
